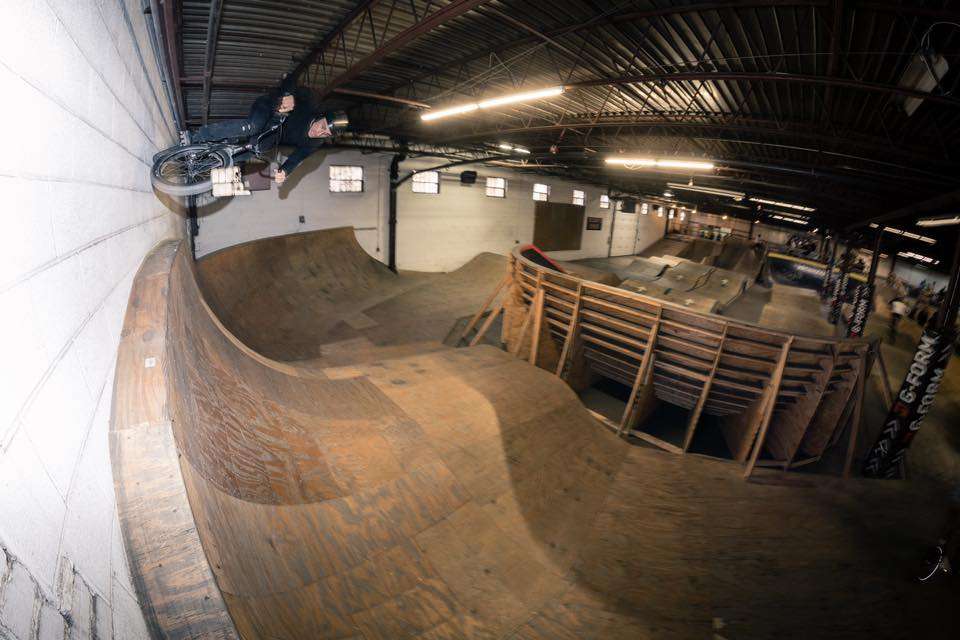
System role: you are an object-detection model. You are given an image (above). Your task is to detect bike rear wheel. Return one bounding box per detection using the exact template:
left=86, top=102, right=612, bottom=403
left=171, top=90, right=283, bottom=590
left=151, top=144, right=232, bottom=197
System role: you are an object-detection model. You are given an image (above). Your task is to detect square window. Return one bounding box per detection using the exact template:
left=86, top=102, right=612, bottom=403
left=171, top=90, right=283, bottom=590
left=532, top=183, right=550, bottom=201
left=329, top=165, right=363, bottom=192
left=411, top=171, right=440, bottom=194
left=640, top=202, right=649, bottom=215
left=486, top=176, right=506, bottom=198
left=600, top=194, right=610, bottom=209
left=572, top=189, right=585, bottom=206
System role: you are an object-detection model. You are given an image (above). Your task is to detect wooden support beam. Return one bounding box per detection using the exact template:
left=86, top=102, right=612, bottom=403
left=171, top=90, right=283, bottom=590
left=528, top=287, right=547, bottom=366
left=618, top=310, right=663, bottom=436
left=843, top=352, right=869, bottom=477
left=469, top=299, right=504, bottom=347
left=555, top=284, right=584, bottom=376
left=744, top=337, right=794, bottom=478
left=682, top=324, right=729, bottom=452
left=458, top=274, right=510, bottom=344
left=783, top=344, right=837, bottom=469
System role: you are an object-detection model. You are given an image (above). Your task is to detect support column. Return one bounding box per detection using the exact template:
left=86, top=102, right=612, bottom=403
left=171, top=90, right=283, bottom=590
left=847, top=227, right=883, bottom=337
left=748, top=219, right=755, bottom=240
left=387, top=151, right=406, bottom=273
left=862, top=232, right=960, bottom=478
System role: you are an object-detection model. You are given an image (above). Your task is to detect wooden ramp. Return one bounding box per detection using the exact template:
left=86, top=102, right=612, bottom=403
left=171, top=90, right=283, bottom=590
left=111, top=233, right=958, bottom=640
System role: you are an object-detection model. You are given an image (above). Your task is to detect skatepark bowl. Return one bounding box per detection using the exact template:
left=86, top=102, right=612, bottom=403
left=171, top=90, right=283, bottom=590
left=111, top=229, right=957, bottom=639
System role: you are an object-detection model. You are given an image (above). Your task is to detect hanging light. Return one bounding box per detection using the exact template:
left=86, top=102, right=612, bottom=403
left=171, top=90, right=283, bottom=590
left=422, top=86, right=564, bottom=122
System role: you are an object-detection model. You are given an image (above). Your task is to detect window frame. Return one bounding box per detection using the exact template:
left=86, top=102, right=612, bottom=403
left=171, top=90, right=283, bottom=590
left=572, top=189, right=585, bottom=206
left=600, top=194, right=610, bottom=209
left=485, top=176, right=507, bottom=198
left=532, top=182, right=551, bottom=202
left=329, top=165, right=364, bottom=193
left=411, top=170, right=440, bottom=195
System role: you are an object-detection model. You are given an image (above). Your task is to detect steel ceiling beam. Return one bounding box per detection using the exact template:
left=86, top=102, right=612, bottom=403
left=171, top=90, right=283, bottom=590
left=846, top=189, right=960, bottom=230
left=432, top=118, right=940, bottom=164
left=563, top=72, right=960, bottom=108
left=289, top=0, right=379, bottom=82
left=382, top=0, right=956, bottom=98
left=309, top=0, right=494, bottom=101
left=201, top=0, right=224, bottom=125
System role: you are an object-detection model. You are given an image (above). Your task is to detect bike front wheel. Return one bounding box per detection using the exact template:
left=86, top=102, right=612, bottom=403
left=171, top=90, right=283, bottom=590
left=151, top=144, right=232, bottom=197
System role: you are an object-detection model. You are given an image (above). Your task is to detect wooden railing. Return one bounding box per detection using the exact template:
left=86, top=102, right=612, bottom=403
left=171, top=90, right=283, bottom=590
left=460, top=248, right=875, bottom=478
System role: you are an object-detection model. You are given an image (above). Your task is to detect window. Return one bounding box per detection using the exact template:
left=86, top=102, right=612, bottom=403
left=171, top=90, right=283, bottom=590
left=532, top=183, right=550, bottom=201
left=600, top=194, right=610, bottom=209
left=329, top=165, right=363, bottom=192
left=657, top=206, right=664, bottom=218
left=640, top=202, right=649, bottom=215
left=486, top=176, right=506, bottom=198
left=572, top=189, right=585, bottom=206
left=411, top=171, right=440, bottom=194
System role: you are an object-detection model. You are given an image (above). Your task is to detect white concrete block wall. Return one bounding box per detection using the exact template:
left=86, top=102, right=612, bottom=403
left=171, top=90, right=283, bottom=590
left=194, top=149, right=390, bottom=260
left=0, top=0, right=178, bottom=638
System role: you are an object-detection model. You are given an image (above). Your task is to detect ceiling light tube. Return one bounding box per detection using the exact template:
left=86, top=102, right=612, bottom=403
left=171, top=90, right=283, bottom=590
left=748, top=197, right=815, bottom=212
left=421, top=102, right=479, bottom=121
left=869, top=223, right=936, bottom=244
left=770, top=214, right=808, bottom=226
left=666, top=182, right=744, bottom=200
left=476, top=86, right=564, bottom=109
left=606, top=157, right=715, bottom=171
left=916, top=215, right=960, bottom=228
left=422, top=86, right=563, bottom=122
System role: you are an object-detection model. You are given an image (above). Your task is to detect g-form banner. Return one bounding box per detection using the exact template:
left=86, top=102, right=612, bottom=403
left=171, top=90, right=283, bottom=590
left=862, top=328, right=954, bottom=478
left=828, top=272, right=849, bottom=325
left=846, top=283, right=873, bottom=337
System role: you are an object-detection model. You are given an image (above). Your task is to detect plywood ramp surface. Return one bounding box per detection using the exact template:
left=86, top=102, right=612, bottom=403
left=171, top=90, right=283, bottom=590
left=112, top=234, right=958, bottom=640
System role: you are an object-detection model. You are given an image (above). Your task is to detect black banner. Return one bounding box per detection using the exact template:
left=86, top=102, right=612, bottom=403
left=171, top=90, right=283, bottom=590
left=767, top=253, right=828, bottom=290
left=828, top=272, right=848, bottom=325
left=846, top=283, right=873, bottom=337
left=862, top=328, right=954, bottom=478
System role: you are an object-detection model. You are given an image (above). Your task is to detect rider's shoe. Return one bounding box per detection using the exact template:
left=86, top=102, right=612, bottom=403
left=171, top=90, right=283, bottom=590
left=179, top=130, right=191, bottom=146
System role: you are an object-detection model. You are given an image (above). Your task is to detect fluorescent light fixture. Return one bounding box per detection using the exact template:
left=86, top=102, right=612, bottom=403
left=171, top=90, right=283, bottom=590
left=721, top=215, right=728, bottom=220
left=606, top=157, right=715, bottom=171
left=422, top=86, right=563, bottom=122
left=770, top=214, right=809, bottom=226
left=869, top=223, right=936, bottom=244
left=497, top=143, right=532, bottom=155
left=421, top=103, right=479, bottom=121
left=666, top=181, right=744, bottom=200
left=916, top=215, right=960, bottom=228
left=748, top=197, right=815, bottom=212
left=663, top=190, right=674, bottom=198
left=898, top=250, right=939, bottom=265
left=477, top=86, right=564, bottom=109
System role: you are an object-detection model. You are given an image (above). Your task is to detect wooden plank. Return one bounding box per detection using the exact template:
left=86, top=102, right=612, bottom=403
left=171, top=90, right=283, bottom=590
left=744, top=337, right=794, bottom=478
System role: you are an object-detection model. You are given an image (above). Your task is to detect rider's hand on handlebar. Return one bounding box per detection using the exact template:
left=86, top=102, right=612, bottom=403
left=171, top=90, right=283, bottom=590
left=275, top=169, right=287, bottom=185
left=277, top=95, right=295, bottom=114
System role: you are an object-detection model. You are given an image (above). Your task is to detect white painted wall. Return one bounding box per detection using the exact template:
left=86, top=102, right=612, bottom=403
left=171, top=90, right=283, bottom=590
left=397, top=159, right=618, bottom=271
left=195, top=153, right=680, bottom=273
left=194, top=149, right=390, bottom=260
left=0, top=1, right=177, bottom=638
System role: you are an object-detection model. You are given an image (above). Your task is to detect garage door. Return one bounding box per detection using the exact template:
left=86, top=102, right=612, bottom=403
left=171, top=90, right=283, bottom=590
left=610, top=211, right=639, bottom=256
